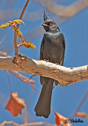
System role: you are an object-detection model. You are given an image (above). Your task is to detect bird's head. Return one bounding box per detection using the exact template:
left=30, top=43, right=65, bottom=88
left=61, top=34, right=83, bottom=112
left=42, top=11, right=60, bottom=32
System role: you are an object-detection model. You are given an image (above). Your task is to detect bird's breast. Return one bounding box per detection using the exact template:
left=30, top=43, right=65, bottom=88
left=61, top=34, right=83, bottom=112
left=44, top=32, right=63, bottom=46
left=43, top=32, right=64, bottom=63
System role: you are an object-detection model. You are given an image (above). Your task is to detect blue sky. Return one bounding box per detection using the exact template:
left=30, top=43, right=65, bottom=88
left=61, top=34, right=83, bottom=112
left=0, top=0, right=88, bottom=126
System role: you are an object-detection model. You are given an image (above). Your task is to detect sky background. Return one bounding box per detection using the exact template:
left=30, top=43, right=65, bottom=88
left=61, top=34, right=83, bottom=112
left=0, top=0, right=88, bottom=126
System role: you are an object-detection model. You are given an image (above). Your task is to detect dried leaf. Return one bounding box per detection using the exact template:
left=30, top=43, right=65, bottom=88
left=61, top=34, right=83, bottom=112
left=8, top=19, right=24, bottom=25
left=75, top=112, right=88, bottom=119
left=23, top=42, right=36, bottom=49
left=55, top=112, right=72, bottom=126
left=14, top=19, right=25, bottom=25
left=5, top=92, right=26, bottom=116
left=0, top=22, right=9, bottom=29
left=0, top=19, right=24, bottom=30
left=20, top=39, right=36, bottom=49
left=55, top=112, right=60, bottom=125
left=13, top=28, right=23, bottom=38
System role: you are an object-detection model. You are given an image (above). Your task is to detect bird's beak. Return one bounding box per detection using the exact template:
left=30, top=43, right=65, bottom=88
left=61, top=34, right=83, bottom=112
left=42, top=23, right=48, bottom=27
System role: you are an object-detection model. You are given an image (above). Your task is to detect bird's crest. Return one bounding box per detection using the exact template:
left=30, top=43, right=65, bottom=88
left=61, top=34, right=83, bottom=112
left=43, top=11, right=53, bottom=22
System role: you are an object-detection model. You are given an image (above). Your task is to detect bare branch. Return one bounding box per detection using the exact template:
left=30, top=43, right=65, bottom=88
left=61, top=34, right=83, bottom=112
left=18, top=0, right=30, bottom=26
left=5, top=70, right=12, bottom=93
left=9, top=71, right=35, bottom=84
left=70, top=91, right=88, bottom=119
left=24, top=89, right=33, bottom=124
left=14, top=0, right=30, bottom=56
left=0, top=121, right=20, bottom=126
left=0, top=35, right=7, bottom=45
left=75, top=91, right=88, bottom=113
left=0, top=121, right=56, bottom=126
left=35, top=0, right=88, bottom=17
left=0, top=56, right=88, bottom=86
left=9, top=71, right=40, bottom=93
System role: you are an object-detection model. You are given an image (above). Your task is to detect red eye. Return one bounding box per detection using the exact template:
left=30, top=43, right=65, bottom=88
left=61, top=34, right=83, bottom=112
left=50, top=23, right=53, bottom=26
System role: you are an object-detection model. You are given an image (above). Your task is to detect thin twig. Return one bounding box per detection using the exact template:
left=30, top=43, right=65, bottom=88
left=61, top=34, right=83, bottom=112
left=17, top=43, right=23, bottom=48
left=9, top=71, right=35, bottom=84
left=14, top=32, right=18, bottom=55
left=70, top=91, right=88, bottom=119
left=0, top=35, right=7, bottom=45
left=24, top=89, right=33, bottom=124
left=9, top=71, right=40, bottom=93
left=0, top=121, right=20, bottom=126
left=51, top=108, right=56, bottom=114
left=18, top=0, right=30, bottom=27
left=0, top=121, right=56, bottom=126
left=14, top=0, right=30, bottom=56
left=75, top=91, right=88, bottom=113
left=5, top=70, right=12, bottom=93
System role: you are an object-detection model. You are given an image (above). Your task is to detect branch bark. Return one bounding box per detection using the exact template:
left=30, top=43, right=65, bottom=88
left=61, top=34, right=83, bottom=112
left=0, top=56, right=88, bottom=86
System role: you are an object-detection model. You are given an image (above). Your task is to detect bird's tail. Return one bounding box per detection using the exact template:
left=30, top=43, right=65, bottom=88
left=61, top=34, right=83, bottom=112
left=34, top=79, right=53, bottom=118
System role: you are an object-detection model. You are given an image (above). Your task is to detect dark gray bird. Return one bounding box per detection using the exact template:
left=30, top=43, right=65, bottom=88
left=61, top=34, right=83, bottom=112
left=34, top=12, right=65, bottom=118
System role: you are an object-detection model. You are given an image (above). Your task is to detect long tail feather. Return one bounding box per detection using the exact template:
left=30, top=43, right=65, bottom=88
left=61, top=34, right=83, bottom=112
left=34, top=79, right=53, bottom=118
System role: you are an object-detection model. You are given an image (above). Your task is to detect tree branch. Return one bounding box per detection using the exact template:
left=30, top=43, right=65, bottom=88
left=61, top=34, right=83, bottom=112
left=0, top=121, right=56, bottom=126
left=14, top=0, right=30, bottom=56
left=35, top=0, right=88, bottom=17
left=0, top=56, right=88, bottom=86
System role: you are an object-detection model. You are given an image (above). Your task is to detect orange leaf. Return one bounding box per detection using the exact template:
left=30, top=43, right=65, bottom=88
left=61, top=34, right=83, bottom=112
left=22, top=42, right=36, bottom=49
left=75, top=112, right=88, bottom=119
left=20, top=39, right=36, bottom=49
left=5, top=92, right=26, bottom=116
left=55, top=112, right=60, bottom=125
left=27, top=42, right=36, bottom=49
left=55, top=112, right=72, bottom=126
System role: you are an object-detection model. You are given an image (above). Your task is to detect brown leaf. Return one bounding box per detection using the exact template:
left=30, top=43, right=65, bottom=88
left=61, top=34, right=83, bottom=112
left=5, top=92, right=26, bottom=116
left=75, top=112, right=88, bottom=119
left=55, top=112, right=72, bottom=126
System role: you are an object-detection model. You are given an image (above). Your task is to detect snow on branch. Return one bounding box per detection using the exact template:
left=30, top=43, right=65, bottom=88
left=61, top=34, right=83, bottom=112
left=0, top=55, right=88, bottom=86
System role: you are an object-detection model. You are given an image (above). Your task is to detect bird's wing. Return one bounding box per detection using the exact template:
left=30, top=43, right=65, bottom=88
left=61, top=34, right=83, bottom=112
left=40, top=36, right=45, bottom=60
left=55, top=33, right=65, bottom=85
left=60, top=33, right=65, bottom=66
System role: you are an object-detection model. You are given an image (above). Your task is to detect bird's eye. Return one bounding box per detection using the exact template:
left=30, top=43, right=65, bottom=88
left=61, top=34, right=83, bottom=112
left=49, top=22, right=53, bottom=26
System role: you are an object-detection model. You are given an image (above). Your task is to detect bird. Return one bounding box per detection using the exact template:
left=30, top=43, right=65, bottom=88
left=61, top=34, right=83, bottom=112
left=34, top=11, right=65, bottom=118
